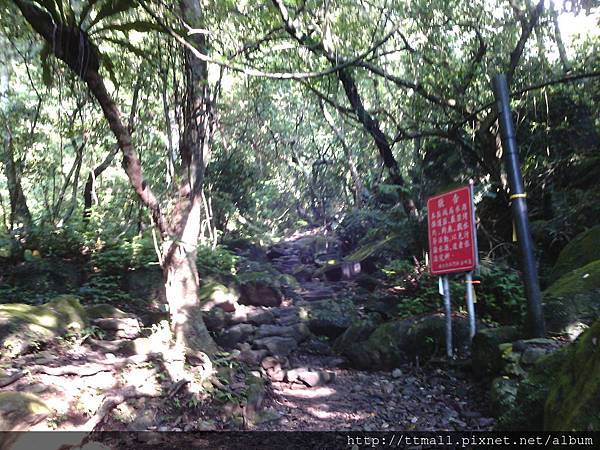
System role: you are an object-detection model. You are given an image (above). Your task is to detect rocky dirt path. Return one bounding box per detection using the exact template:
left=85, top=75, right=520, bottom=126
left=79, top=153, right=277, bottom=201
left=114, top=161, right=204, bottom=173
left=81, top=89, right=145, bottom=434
left=249, top=230, right=495, bottom=431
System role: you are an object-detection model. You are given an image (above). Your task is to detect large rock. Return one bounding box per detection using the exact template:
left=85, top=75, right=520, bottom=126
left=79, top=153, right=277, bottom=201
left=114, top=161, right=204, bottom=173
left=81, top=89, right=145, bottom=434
left=0, top=295, right=88, bottom=357
left=203, top=307, right=228, bottom=332
left=550, top=225, right=600, bottom=280
left=253, top=336, right=298, bottom=357
left=199, top=281, right=240, bottom=312
left=91, top=317, right=141, bottom=339
left=544, top=319, right=600, bottom=431
left=85, top=303, right=134, bottom=319
left=494, top=348, right=567, bottom=430
left=304, top=299, right=357, bottom=339
left=543, top=259, right=600, bottom=335
left=215, top=323, right=256, bottom=349
left=471, top=326, right=522, bottom=377
left=0, top=392, right=50, bottom=431
left=229, top=305, right=275, bottom=326
left=333, top=320, right=378, bottom=355
left=254, top=323, right=310, bottom=342
left=239, top=282, right=283, bottom=307
left=339, top=313, right=471, bottom=370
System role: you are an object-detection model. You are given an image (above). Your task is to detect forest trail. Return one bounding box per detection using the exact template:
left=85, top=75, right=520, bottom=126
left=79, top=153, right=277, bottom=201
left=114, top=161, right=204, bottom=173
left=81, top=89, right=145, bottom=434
left=249, top=230, right=495, bottom=431
left=0, top=228, right=495, bottom=436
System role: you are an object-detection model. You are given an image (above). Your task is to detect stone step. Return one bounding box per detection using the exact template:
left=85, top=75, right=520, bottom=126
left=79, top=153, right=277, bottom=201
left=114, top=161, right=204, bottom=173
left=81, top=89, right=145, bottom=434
left=300, top=291, right=336, bottom=301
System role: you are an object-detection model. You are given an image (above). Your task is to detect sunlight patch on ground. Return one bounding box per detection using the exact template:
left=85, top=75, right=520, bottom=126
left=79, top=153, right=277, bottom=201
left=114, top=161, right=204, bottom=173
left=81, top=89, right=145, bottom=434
left=278, top=386, right=336, bottom=399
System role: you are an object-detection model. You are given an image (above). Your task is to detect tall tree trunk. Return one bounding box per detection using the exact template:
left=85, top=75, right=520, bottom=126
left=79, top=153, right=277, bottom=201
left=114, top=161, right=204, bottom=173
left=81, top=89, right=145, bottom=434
left=160, top=0, right=217, bottom=358
left=13, top=0, right=216, bottom=366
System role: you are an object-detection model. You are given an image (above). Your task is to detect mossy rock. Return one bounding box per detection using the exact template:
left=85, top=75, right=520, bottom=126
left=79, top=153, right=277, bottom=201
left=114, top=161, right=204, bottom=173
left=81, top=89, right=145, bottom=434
left=0, top=392, right=50, bottom=431
left=544, top=319, right=600, bottom=431
left=333, top=319, right=378, bottom=355
left=85, top=303, right=134, bottom=320
left=302, top=299, right=357, bottom=339
left=340, top=313, right=470, bottom=370
left=0, top=295, right=88, bottom=357
left=199, top=281, right=241, bottom=312
left=472, top=326, right=522, bottom=377
left=495, top=348, right=568, bottom=430
left=551, top=225, right=600, bottom=280
left=278, top=274, right=300, bottom=291
left=543, top=259, right=600, bottom=334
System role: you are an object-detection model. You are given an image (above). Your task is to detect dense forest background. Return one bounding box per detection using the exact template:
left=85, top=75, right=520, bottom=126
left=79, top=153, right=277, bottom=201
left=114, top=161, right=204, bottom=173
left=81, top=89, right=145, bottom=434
left=0, top=0, right=599, bottom=439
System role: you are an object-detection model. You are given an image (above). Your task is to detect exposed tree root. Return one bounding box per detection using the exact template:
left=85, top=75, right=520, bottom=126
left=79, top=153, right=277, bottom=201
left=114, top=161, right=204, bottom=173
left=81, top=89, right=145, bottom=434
left=81, top=386, right=162, bottom=431
left=29, top=355, right=151, bottom=377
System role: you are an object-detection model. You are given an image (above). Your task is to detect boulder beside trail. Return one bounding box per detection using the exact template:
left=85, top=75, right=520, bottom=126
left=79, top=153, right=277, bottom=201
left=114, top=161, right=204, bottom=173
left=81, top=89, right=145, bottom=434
left=488, top=319, right=600, bottom=431
left=335, top=313, right=471, bottom=370
left=544, top=318, right=600, bottom=431
left=253, top=336, right=298, bottom=357
left=0, top=392, right=50, bottom=431
left=543, top=259, right=600, bottom=336
left=199, top=282, right=240, bottom=312
left=0, top=295, right=88, bottom=357
left=304, top=299, right=357, bottom=339
left=493, top=348, right=567, bottom=430
left=239, top=282, right=283, bottom=308
left=471, top=326, right=522, bottom=377
left=550, top=225, right=600, bottom=280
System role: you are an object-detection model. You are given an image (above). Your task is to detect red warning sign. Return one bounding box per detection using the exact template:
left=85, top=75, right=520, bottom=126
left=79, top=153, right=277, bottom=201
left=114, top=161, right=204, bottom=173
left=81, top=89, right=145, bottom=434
left=427, top=185, right=477, bottom=275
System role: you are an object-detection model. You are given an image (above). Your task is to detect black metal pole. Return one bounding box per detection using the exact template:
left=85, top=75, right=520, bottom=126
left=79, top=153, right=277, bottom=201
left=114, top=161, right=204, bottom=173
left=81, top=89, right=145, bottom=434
left=492, top=73, right=545, bottom=338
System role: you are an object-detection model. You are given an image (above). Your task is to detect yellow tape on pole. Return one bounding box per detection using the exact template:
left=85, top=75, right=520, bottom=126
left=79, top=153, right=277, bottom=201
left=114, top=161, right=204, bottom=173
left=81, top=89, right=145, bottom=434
left=510, top=193, right=526, bottom=241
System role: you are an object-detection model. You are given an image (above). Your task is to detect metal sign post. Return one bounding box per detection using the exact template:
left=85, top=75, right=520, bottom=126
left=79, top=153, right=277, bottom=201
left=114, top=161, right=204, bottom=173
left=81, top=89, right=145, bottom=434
left=442, top=275, right=452, bottom=358
left=428, top=184, right=479, bottom=358
left=492, top=74, right=545, bottom=338
left=465, top=272, right=476, bottom=339
left=465, top=180, right=478, bottom=339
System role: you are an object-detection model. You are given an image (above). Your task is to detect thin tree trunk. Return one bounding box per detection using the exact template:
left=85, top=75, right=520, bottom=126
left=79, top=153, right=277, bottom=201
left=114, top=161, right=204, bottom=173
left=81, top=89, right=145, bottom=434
left=320, top=101, right=366, bottom=207
left=549, top=0, right=570, bottom=73
left=1, top=45, right=31, bottom=230
left=159, top=0, right=217, bottom=359
left=2, top=128, right=32, bottom=229
left=62, top=141, right=84, bottom=223
left=83, top=74, right=141, bottom=221
left=83, top=146, right=119, bottom=219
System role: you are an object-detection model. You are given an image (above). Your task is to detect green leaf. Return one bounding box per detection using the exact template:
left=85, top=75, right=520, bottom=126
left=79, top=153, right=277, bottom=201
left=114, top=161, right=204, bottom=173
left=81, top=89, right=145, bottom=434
left=89, top=0, right=138, bottom=29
